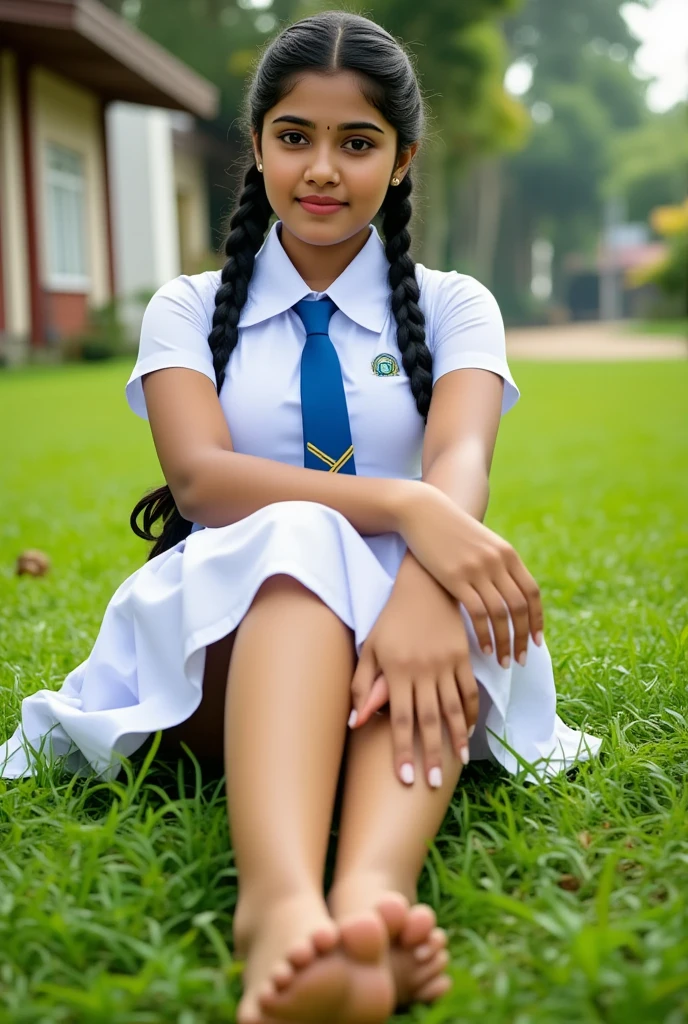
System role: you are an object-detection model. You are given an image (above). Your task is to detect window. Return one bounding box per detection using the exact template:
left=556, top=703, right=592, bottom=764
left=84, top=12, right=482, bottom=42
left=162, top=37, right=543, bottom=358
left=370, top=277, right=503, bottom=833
left=45, top=142, right=89, bottom=289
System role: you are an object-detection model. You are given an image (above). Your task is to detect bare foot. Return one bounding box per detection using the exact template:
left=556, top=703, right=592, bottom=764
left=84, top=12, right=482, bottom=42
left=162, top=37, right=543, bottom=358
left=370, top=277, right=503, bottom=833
left=327, top=878, right=452, bottom=1010
left=234, top=892, right=395, bottom=1024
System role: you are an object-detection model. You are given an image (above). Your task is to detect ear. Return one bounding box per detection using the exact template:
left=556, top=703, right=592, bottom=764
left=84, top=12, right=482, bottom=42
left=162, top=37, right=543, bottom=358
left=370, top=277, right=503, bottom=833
left=250, top=128, right=262, bottom=166
left=393, top=141, right=419, bottom=183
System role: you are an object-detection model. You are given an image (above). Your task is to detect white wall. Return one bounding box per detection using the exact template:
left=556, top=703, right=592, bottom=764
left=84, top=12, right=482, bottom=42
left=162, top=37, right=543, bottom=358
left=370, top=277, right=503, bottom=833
left=106, top=103, right=181, bottom=302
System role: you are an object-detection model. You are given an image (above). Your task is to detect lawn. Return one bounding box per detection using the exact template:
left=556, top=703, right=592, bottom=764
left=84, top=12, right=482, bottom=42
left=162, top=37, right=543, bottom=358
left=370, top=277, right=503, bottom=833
left=0, top=358, right=686, bottom=1023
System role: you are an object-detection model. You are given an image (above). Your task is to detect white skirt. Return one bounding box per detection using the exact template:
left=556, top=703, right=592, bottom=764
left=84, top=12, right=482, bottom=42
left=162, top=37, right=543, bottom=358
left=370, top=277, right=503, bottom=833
left=0, top=501, right=602, bottom=783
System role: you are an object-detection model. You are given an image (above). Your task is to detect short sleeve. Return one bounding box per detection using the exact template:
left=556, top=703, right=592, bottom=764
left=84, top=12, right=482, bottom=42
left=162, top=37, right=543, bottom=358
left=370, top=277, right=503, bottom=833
left=419, top=267, right=520, bottom=416
left=125, top=274, right=218, bottom=421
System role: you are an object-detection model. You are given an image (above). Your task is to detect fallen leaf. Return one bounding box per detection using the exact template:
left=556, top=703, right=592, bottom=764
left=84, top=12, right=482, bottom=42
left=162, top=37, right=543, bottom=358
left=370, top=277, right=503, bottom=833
left=557, top=874, right=581, bottom=891
left=577, top=831, right=592, bottom=848
left=15, top=550, right=51, bottom=576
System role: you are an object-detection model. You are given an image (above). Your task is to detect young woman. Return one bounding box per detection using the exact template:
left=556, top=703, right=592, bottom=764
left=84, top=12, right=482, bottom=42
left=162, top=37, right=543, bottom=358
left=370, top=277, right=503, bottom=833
left=1, top=11, right=601, bottom=1023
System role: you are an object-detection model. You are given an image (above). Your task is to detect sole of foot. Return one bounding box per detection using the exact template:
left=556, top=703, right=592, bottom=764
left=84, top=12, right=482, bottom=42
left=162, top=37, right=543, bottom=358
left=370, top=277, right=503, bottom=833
left=237, top=909, right=395, bottom=1024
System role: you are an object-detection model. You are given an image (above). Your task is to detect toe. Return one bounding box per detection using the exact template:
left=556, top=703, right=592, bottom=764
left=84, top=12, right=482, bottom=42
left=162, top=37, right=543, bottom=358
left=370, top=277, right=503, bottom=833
left=236, top=992, right=263, bottom=1024
left=312, top=923, right=339, bottom=954
left=285, top=937, right=316, bottom=970
left=414, top=949, right=450, bottom=989
left=269, top=959, right=294, bottom=990
left=400, top=903, right=436, bottom=949
left=415, top=972, right=453, bottom=1003
left=374, top=892, right=410, bottom=940
left=338, top=910, right=388, bottom=963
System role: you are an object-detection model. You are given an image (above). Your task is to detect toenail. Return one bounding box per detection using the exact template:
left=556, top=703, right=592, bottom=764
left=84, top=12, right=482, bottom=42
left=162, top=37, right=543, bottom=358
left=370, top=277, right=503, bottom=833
left=414, top=943, right=432, bottom=961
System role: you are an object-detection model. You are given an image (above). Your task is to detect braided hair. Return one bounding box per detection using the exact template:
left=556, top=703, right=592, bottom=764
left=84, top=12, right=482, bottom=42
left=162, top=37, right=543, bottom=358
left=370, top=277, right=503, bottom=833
left=131, top=10, right=432, bottom=560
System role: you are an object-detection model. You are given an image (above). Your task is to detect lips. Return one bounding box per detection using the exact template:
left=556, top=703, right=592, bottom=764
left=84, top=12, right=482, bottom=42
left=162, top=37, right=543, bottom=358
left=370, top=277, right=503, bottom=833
left=298, top=196, right=345, bottom=205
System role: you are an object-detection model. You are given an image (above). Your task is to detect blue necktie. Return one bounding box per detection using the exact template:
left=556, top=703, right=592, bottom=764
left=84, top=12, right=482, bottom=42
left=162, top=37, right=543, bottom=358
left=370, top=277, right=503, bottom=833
left=293, top=297, right=357, bottom=475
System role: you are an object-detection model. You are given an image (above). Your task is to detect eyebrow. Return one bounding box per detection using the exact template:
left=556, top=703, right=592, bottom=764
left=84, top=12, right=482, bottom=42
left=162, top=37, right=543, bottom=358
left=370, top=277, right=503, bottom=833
left=271, top=115, right=385, bottom=134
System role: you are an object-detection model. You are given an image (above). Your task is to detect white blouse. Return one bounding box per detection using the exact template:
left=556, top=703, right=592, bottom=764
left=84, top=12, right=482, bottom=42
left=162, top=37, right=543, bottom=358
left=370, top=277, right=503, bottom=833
left=126, top=219, right=519, bottom=483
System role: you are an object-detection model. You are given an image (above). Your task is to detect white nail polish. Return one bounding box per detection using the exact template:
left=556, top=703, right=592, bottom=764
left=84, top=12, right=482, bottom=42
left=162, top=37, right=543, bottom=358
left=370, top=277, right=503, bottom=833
left=518, top=652, right=527, bottom=666
left=460, top=747, right=470, bottom=766
left=482, top=645, right=493, bottom=656
left=535, top=630, right=544, bottom=646
left=400, top=762, right=415, bottom=784
left=501, top=655, right=511, bottom=669
left=348, top=710, right=358, bottom=728
left=428, top=767, right=442, bottom=788
left=467, top=724, right=476, bottom=739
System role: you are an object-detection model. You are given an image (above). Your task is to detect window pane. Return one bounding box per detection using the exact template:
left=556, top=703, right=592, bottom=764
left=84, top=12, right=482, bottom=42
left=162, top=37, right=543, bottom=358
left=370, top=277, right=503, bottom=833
left=45, top=143, right=87, bottom=278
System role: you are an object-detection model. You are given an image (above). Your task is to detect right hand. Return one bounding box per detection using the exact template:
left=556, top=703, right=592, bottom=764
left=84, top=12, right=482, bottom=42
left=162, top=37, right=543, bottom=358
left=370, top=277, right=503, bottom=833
left=397, top=483, right=544, bottom=668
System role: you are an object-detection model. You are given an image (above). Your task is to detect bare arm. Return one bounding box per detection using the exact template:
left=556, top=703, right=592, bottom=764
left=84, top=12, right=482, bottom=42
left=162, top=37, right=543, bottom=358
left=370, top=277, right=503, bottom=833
left=141, top=367, right=421, bottom=536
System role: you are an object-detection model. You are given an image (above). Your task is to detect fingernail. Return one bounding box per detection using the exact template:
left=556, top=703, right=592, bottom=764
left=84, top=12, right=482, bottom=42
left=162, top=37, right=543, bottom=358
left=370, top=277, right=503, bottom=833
left=500, top=655, right=511, bottom=669
left=460, top=746, right=470, bottom=766
left=482, top=644, right=493, bottom=655
left=400, top=763, right=415, bottom=785
left=535, top=631, right=544, bottom=646
left=467, top=724, right=476, bottom=739
left=414, top=943, right=432, bottom=961
left=428, top=767, right=442, bottom=788
left=518, top=651, right=527, bottom=667
left=348, top=710, right=358, bottom=728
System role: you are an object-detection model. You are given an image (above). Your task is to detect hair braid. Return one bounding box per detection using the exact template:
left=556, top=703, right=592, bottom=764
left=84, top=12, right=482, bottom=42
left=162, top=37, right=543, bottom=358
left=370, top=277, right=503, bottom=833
left=380, top=172, right=433, bottom=422
left=129, top=161, right=272, bottom=560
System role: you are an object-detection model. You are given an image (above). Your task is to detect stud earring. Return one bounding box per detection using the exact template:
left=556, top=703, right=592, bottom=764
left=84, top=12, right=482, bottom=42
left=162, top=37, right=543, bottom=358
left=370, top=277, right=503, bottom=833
left=257, top=162, right=263, bottom=172
left=391, top=176, right=400, bottom=186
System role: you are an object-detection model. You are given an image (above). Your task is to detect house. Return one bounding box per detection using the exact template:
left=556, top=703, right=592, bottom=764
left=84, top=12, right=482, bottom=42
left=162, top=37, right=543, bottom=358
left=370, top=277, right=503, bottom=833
left=0, top=0, right=219, bottom=363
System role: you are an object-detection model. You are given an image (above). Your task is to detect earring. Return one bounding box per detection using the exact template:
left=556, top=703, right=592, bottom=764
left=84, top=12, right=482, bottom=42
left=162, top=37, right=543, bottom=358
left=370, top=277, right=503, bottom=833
left=391, top=176, right=400, bottom=186
left=257, top=162, right=263, bottom=172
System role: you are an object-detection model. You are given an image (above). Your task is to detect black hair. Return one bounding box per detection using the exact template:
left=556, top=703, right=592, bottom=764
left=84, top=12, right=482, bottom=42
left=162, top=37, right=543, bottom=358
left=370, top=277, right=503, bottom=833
left=130, top=10, right=432, bottom=560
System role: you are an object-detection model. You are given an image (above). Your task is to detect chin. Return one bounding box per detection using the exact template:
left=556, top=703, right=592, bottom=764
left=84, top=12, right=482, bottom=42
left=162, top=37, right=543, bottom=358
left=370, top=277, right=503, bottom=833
left=280, top=208, right=370, bottom=246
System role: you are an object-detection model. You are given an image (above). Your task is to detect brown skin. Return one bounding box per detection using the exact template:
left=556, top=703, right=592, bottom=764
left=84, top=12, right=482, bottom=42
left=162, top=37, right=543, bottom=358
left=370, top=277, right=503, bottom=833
left=142, top=70, right=545, bottom=1023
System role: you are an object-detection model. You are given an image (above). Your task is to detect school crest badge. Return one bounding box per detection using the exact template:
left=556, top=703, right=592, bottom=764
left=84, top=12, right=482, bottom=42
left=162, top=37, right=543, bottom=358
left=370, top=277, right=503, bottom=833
left=371, top=353, right=400, bottom=377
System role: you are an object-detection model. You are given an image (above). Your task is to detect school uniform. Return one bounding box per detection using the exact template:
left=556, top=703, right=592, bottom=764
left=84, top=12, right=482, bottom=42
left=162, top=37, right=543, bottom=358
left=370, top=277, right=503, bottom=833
left=0, top=220, right=601, bottom=782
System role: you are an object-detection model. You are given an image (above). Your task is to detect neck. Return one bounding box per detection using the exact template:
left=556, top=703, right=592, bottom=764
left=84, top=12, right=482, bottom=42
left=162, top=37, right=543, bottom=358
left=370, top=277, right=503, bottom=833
left=277, top=222, right=371, bottom=291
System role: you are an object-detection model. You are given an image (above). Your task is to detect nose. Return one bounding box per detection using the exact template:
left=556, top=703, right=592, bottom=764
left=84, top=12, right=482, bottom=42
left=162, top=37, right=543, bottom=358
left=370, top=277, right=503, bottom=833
left=305, top=142, right=340, bottom=186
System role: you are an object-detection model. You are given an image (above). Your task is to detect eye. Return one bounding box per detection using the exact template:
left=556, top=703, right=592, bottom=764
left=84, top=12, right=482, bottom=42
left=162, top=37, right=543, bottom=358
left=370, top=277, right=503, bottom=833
left=279, top=131, right=309, bottom=146
left=343, top=138, right=374, bottom=152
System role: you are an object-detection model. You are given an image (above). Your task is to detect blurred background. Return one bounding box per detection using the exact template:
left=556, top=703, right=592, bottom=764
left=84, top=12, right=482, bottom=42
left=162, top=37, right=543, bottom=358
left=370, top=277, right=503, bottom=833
left=0, top=0, right=686, bottom=365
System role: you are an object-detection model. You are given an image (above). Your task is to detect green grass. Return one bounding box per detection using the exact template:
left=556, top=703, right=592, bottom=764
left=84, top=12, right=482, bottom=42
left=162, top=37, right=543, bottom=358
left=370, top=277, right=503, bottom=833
left=1, top=360, right=687, bottom=1023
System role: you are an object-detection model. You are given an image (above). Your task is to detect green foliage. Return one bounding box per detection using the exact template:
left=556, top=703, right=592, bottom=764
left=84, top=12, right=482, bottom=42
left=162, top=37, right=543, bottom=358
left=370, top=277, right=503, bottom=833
left=1, top=359, right=687, bottom=1020
left=60, top=302, right=131, bottom=363
left=605, top=105, right=688, bottom=222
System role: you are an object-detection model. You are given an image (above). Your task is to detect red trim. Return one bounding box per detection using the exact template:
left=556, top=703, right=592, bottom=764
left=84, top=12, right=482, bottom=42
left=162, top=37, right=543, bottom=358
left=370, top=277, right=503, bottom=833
left=17, top=57, right=44, bottom=347
left=0, top=178, right=5, bottom=331
left=100, top=98, right=116, bottom=299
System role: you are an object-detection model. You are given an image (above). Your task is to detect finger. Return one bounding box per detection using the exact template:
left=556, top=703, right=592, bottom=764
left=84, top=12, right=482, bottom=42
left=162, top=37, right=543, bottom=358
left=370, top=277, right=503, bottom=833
left=414, top=677, right=444, bottom=789
left=454, top=656, right=480, bottom=737
left=438, top=670, right=469, bottom=766
left=349, top=645, right=378, bottom=727
left=387, top=671, right=416, bottom=786
left=502, top=548, right=545, bottom=645
left=493, top=570, right=532, bottom=667
left=456, top=584, right=493, bottom=655
left=473, top=581, right=511, bottom=667
left=357, top=673, right=390, bottom=726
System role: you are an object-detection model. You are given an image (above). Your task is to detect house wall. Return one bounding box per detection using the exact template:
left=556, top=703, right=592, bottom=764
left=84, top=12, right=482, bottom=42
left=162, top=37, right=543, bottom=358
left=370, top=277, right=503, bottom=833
left=106, top=102, right=180, bottom=299
left=0, top=50, right=31, bottom=347
left=173, top=146, right=210, bottom=275
left=32, top=67, right=111, bottom=340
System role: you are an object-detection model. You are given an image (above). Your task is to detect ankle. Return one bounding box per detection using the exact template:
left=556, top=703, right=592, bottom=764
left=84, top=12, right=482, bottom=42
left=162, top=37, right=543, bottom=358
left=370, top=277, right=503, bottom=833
left=233, top=885, right=329, bottom=956
left=327, top=870, right=417, bottom=916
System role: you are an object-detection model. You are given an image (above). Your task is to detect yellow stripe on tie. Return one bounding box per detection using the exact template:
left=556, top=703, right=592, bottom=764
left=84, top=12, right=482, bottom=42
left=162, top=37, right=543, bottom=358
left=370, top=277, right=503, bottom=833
left=329, top=445, right=354, bottom=473
left=306, top=442, right=336, bottom=467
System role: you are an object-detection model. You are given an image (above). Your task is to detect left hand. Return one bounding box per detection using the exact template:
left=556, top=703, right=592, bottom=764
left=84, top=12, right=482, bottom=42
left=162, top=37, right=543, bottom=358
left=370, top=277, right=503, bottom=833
left=349, top=555, right=479, bottom=787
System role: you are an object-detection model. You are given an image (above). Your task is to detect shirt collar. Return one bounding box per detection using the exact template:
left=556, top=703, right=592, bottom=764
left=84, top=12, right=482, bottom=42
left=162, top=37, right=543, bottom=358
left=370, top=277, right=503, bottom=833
left=238, top=220, right=390, bottom=333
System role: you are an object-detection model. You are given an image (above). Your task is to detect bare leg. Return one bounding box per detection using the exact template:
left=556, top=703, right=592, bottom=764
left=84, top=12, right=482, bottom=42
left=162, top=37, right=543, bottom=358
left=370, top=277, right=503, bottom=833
left=326, top=710, right=463, bottom=1008
left=225, top=575, right=395, bottom=1024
